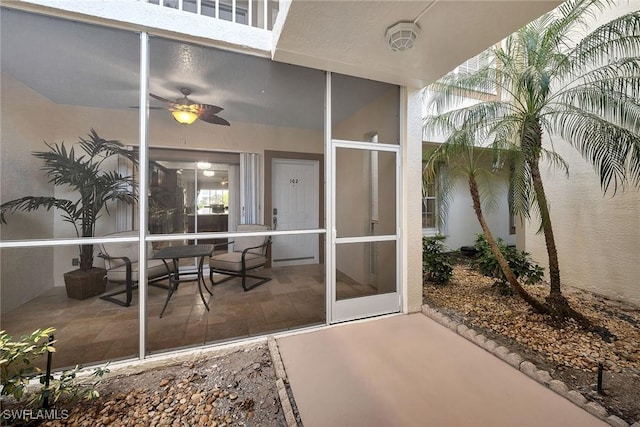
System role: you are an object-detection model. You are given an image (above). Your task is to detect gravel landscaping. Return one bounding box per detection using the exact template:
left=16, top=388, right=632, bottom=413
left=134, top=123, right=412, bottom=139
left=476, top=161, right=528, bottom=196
left=2, top=343, right=296, bottom=427
left=423, top=263, right=640, bottom=425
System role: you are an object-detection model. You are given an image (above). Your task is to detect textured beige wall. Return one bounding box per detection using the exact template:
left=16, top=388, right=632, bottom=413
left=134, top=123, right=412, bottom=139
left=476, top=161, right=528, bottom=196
left=521, top=1, right=640, bottom=306
left=0, top=73, right=56, bottom=313
left=523, top=136, right=640, bottom=305
left=405, top=87, right=424, bottom=313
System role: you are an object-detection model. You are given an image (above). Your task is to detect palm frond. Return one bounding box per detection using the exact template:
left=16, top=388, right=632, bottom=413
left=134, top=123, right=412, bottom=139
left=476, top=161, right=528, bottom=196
left=540, top=147, right=570, bottom=176
left=552, top=82, right=640, bottom=134
left=540, top=0, right=613, bottom=56
left=0, top=197, right=79, bottom=230
left=552, top=105, right=640, bottom=193
left=78, top=129, right=139, bottom=167
left=569, top=11, right=640, bottom=72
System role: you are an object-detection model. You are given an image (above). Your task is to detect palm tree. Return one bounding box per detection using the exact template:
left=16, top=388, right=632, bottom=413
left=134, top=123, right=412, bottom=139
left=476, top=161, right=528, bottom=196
left=0, top=129, right=138, bottom=270
left=425, top=0, right=640, bottom=320
left=423, top=123, right=550, bottom=313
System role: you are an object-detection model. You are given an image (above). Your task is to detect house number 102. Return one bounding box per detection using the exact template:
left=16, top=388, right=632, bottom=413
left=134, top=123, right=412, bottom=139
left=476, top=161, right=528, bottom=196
left=289, top=178, right=299, bottom=184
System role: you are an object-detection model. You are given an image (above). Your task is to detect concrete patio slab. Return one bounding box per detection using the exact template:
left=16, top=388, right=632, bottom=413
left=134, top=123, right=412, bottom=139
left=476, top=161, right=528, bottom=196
left=277, top=313, right=607, bottom=427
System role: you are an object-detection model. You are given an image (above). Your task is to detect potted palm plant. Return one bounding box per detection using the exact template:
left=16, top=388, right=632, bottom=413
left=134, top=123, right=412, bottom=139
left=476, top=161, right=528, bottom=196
left=0, top=129, right=138, bottom=299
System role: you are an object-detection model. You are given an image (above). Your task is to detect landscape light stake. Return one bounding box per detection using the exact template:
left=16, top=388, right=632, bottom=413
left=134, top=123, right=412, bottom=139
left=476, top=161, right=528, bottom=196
left=597, top=362, right=604, bottom=395
left=43, top=334, right=54, bottom=409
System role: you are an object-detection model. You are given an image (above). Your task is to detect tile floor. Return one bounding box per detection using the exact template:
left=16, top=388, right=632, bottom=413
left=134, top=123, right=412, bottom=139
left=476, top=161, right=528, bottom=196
left=1, top=264, right=377, bottom=370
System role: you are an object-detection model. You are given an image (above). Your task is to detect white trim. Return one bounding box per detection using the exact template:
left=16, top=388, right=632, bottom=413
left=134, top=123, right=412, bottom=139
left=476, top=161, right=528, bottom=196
left=332, top=139, right=399, bottom=151
left=0, top=230, right=327, bottom=248
left=138, top=31, right=151, bottom=360
left=400, top=86, right=408, bottom=314
left=330, top=140, right=401, bottom=323
left=336, top=235, right=396, bottom=244
left=3, top=1, right=272, bottom=57
left=325, top=71, right=334, bottom=326
left=332, top=293, right=400, bottom=323
left=422, top=228, right=438, bottom=236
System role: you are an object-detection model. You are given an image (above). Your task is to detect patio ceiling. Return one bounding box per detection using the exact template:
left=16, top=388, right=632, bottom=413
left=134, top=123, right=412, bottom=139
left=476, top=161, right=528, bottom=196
left=0, top=8, right=390, bottom=130
left=0, top=1, right=562, bottom=130
left=273, top=0, right=563, bottom=87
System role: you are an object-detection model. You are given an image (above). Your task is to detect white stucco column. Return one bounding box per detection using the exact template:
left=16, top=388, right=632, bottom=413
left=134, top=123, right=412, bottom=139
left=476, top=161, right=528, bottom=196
left=402, top=86, right=424, bottom=313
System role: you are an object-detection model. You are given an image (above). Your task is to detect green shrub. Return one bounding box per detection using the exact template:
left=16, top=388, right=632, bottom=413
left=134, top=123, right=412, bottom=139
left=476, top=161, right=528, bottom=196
left=472, top=234, right=544, bottom=295
left=423, top=235, right=453, bottom=284
left=1, top=328, right=109, bottom=409
left=1, top=328, right=55, bottom=401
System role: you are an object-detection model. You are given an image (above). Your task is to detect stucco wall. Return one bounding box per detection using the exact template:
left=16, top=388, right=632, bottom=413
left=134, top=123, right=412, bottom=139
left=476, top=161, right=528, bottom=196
left=422, top=143, right=515, bottom=250
left=522, top=137, right=640, bottom=305
left=521, top=0, right=640, bottom=306
left=445, top=159, right=514, bottom=250
left=0, top=73, right=56, bottom=312
left=405, top=87, right=424, bottom=313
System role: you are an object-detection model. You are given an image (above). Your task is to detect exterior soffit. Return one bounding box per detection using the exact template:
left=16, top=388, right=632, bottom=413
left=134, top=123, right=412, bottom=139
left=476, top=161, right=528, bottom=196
left=272, top=0, right=563, bottom=87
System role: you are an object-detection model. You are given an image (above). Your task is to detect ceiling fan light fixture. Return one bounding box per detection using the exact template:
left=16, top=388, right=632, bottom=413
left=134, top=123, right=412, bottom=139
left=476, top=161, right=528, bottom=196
left=172, top=110, right=198, bottom=125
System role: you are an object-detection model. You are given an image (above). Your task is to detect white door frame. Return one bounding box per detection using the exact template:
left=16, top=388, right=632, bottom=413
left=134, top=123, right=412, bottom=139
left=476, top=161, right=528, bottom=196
left=329, top=139, right=401, bottom=323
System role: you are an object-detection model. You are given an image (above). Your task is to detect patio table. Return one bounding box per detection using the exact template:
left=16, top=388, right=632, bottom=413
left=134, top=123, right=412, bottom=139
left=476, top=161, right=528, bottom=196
left=153, top=244, right=214, bottom=318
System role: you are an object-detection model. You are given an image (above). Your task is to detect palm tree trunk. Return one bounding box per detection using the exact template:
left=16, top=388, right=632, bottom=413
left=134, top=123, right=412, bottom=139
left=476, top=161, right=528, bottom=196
left=525, top=123, right=592, bottom=325
left=468, top=174, right=549, bottom=314
left=528, top=160, right=595, bottom=328
left=79, top=206, right=94, bottom=270
left=527, top=122, right=583, bottom=317
left=529, top=161, right=561, bottom=296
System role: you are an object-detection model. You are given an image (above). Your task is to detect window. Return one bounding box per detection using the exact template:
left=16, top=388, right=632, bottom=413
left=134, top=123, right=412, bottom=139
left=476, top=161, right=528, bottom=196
left=451, top=51, right=497, bottom=96
left=509, top=212, right=516, bottom=235
left=422, top=181, right=437, bottom=229
left=453, top=51, right=493, bottom=75
left=197, top=189, right=229, bottom=214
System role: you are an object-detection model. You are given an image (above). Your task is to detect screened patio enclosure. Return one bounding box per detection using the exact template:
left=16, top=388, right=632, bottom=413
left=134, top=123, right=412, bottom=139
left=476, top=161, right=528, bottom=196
left=0, top=8, right=401, bottom=369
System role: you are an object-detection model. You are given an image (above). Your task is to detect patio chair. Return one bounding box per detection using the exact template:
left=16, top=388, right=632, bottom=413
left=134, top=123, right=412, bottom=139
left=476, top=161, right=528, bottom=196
left=209, top=224, right=272, bottom=291
left=98, top=231, right=174, bottom=307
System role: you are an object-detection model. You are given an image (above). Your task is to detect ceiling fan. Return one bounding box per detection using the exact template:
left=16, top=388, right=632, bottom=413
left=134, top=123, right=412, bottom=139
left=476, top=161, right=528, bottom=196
left=149, top=87, right=230, bottom=126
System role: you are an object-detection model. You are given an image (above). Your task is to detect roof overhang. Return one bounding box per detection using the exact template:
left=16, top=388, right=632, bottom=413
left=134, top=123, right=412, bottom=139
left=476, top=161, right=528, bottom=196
left=272, top=0, right=563, bottom=87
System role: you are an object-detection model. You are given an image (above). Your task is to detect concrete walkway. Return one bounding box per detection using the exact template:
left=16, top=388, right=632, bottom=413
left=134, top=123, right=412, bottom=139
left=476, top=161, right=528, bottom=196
left=277, top=314, right=607, bottom=427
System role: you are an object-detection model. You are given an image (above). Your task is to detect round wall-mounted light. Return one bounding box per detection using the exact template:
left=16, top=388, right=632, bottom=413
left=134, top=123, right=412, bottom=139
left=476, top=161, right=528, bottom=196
left=385, top=22, right=420, bottom=52
left=197, top=162, right=212, bottom=170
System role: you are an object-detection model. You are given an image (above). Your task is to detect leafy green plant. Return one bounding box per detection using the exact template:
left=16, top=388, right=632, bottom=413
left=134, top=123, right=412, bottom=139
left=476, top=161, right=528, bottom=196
left=1, top=328, right=109, bottom=409
left=1, top=328, right=55, bottom=401
left=35, top=364, right=109, bottom=407
left=423, top=235, right=453, bottom=285
left=472, top=234, right=544, bottom=295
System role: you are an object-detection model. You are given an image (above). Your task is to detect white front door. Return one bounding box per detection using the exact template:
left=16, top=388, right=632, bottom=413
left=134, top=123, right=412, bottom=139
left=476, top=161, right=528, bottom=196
left=272, top=158, right=319, bottom=267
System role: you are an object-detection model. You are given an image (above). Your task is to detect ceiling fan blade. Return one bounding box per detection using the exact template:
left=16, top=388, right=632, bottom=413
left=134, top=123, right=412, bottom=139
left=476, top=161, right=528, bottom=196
left=199, top=113, right=230, bottom=126
left=195, top=103, right=224, bottom=115
left=149, top=93, right=177, bottom=106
